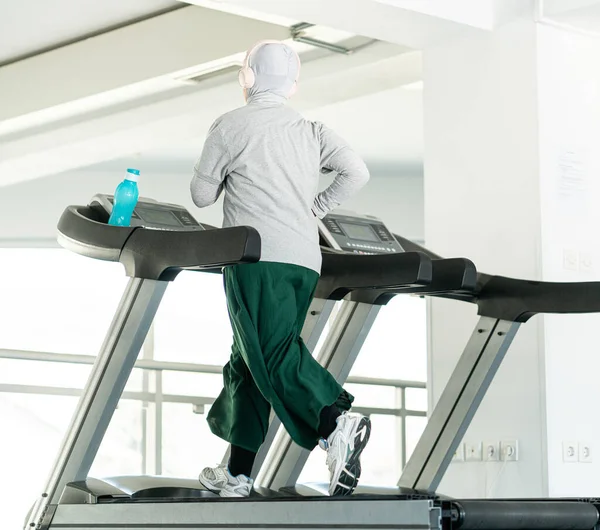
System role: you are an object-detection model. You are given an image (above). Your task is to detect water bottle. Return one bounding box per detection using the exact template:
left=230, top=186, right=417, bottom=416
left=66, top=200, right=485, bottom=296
left=108, top=169, right=140, bottom=226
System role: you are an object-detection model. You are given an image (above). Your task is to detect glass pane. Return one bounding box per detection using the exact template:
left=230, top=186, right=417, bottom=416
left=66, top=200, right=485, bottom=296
left=162, top=403, right=228, bottom=477
left=161, top=371, right=222, bottom=398
left=350, top=295, right=427, bottom=381
left=91, top=399, right=144, bottom=477
left=298, top=414, right=401, bottom=487
left=405, top=387, right=427, bottom=412
left=154, top=272, right=232, bottom=365
left=344, top=383, right=398, bottom=409
left=0, top=393, right=78, bottom=530
left=0, top=249, right=127, bottom=355
left=360, top=415, right=401, bottom=485
left=0, top=359, right=90, bottom=387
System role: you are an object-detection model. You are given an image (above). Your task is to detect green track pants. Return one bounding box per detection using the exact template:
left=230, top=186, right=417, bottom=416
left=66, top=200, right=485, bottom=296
left=207, top=262, right=354, bottom=452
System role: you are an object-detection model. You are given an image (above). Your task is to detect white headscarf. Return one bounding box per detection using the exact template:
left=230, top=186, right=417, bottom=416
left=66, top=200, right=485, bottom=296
left=246, top=43, right=299, bottom=101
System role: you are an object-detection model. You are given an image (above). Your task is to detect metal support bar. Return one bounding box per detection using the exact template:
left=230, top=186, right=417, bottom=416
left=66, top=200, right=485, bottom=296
left=0, top=384, right=215, bottom=406
left=0, top=348, right=424, bottom=388
left=26, top=278, right=168, bottom=530
left=398, top=317, right=520, bottom=492
left=141, top=323, right=154, bottom=475
left=254, top=301, right=381, bottom=490
left=0, top=348, right=224, bottom=374
left=397, top=387, right=407, bottom=468
left=155, top=371, right=163, bottom=475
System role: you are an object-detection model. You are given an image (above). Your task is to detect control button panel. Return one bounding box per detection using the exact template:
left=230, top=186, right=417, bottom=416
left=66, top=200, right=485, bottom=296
left=321, top=212, right=404, bottom=254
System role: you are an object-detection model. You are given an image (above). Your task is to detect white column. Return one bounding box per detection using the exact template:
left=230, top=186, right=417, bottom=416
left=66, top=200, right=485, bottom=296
left=424, top=17, right=544, bottom=498
left=424, top=14, right=600, bottom=498
left=536, top=23, right=600, bottom=498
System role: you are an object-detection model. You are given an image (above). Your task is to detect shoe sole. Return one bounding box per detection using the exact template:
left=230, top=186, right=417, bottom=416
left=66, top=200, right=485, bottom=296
left=331, top=416, right=372, bottom=496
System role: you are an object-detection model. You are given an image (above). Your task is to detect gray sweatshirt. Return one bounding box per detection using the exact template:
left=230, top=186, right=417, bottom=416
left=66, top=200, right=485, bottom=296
left=191, top=93, right=370, bottom=273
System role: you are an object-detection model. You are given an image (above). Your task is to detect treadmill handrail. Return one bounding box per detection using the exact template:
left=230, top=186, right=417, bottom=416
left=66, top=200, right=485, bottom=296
left=393, top=232, right=600, bottom=321
left=314, top=250, right=433, bottom=301
left=475, top=273, right=600, bottom=322
left=348, top=257, right=478, bottom=305
left=119, top=225, right=261, bottom=280
left=57, top=205, right=261, bottom=280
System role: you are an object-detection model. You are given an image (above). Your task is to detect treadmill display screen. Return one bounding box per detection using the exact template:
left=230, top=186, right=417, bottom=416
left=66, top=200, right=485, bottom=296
left=339, top=222, right=380, bottom=242
left=136, top=207, right=181, bottom=226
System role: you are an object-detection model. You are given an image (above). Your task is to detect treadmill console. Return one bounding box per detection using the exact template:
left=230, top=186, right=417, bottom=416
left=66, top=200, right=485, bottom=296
left=321, top=212, right=404, bottom=254
left=92, top=194, right=203, bottom=231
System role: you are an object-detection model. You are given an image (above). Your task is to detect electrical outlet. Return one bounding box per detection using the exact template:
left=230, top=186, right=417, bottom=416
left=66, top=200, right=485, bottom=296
left=563, top=441, right=578, bottom=463
left=579, top=253, right=594, bottom=273
left=579, top=442, right=593, bottom=463
left=563, top=249, right=579, bottom=271
left=465, top=442, right=483, bottom=462
left=501, top=440, right=519, bottom=461
left=452, top=443, right=465, bottom=463
left=484, top=441, right=500, bottom=461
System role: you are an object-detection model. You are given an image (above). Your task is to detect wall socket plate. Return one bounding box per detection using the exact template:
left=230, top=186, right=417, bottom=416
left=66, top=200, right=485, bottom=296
left=563, top=249, right=579, bottom=271
left=484, top=441, right=500, bottom=461
left=563, top=441, right=578, bottom=463
left=501, top=440, right=519, bottom=461
left=465, top=442, right=483, bottom=462
left=452, top=443, right=465, bottom=462
left=579, top=442, right=593, bottom=463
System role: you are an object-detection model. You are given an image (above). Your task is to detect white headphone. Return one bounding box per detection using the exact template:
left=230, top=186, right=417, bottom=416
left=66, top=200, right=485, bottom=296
left=238, top=40, right=301, bottom=97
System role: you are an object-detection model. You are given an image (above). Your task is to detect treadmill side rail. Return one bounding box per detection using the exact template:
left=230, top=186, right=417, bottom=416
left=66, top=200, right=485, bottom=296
left=399, top=317, right=520, bottom=492
left=51, top=498, right=442, bottom=530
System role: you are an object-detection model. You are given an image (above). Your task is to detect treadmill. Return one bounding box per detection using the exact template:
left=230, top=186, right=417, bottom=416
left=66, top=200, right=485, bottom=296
left=28, top=195, right=464, bottom=530
left=32, top=195, right=600, bottom=530
left=253, top=233, right=600, bottom=530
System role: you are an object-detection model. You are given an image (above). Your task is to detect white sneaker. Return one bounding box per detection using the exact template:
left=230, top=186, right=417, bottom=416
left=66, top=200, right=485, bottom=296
left=199, top=464, right=253, bottom=498
left=321, top=412, right=371, bottom=496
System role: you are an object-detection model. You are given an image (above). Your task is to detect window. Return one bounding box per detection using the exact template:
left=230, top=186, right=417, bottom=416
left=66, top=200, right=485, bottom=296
left=153, top=271, right=232, bottom=365
left=1, top=394, right=79, bottom=530
left=0, top=249, right=127, bottom=356
left=162, top=403, right=228, bottom=477
left=350, top=295, right=427, bottom=381
left=0, top=249, right=134, bottom=528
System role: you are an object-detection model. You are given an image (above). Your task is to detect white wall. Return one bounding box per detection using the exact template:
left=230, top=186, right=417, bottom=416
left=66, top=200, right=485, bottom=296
left=424, top=18, right=547, bottom=498
left=537, top=22, right=600, bottom=497
left=0, top=168, right=424, bottom=243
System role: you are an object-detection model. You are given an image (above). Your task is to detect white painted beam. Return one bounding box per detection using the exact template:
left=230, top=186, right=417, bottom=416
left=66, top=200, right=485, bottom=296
left=0, top=43, right=419, bottom=186
left=541, top=0, right=600, bottom=17
left=184, top=0, right=487, bottom=49
left=0, top=5, right=289, bottom=121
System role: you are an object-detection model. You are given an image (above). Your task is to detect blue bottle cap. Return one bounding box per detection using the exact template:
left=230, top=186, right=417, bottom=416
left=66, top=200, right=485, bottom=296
left=127, top=168, right=140, bottom=175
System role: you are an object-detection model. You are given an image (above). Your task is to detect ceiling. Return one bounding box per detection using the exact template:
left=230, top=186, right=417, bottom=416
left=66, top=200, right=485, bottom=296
left=540, top=0, right=600, bottom=33
left=0, top=0, right=181, bottom=65
left=0, top=0, right=424, bottom=186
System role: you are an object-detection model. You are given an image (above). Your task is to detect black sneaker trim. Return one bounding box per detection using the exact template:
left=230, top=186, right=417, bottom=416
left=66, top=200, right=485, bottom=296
left=332, top=416, right=371, bottom=496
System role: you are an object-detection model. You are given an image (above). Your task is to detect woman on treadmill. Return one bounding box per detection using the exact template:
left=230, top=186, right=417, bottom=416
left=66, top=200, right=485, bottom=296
left=190, top=40, right=371, bottom=498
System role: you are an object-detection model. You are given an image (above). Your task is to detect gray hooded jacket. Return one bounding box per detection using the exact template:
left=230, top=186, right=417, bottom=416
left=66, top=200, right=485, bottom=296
left=191, top=43, right=370, bottom=273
